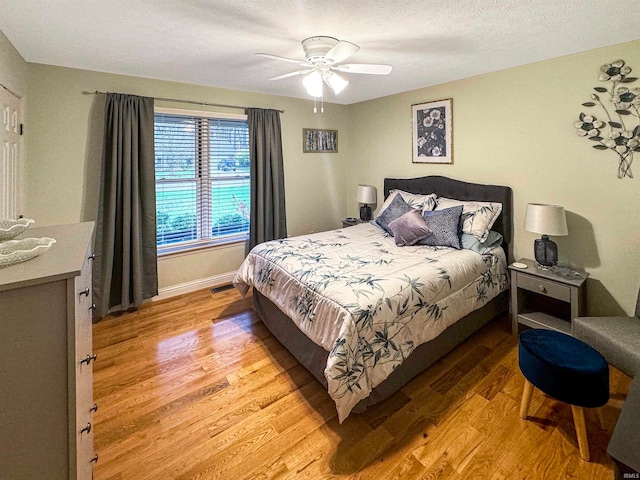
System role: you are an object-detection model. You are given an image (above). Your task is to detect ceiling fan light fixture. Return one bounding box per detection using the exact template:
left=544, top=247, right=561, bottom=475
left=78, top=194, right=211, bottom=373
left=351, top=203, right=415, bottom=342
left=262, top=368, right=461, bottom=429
left=325, top=72, right=349, bottom=95
left=257, top=36, right=391, bottom=107
left=303, top=70, right=323, bottom=97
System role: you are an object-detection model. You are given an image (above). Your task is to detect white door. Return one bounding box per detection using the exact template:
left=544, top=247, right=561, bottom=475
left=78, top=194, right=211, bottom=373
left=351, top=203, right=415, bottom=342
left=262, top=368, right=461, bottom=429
left=0, top=87, right=24, bottom=219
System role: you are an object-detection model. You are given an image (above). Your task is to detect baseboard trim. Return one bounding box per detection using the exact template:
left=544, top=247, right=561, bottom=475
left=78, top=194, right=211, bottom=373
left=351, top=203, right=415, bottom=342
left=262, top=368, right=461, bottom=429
left=153, top=271, right=237, bottom=301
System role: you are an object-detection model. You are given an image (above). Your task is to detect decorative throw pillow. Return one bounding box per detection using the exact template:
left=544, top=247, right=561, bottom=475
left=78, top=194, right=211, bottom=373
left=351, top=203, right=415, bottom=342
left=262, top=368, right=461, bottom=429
left=418, top=205, right=463, bottom=249
left=377, top=190, right=437, bottom=215
left=435, top=197, right=502, bottom=242
left=374, top=193, right=415, bottom=234
left=461, top=230, right=503, bottom=254
left=388, top=209, right=432, bottom=246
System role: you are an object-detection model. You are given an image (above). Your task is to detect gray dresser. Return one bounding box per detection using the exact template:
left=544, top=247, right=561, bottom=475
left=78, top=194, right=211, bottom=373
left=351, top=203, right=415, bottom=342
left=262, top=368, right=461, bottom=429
left=0, top=222, right=96, bottom=479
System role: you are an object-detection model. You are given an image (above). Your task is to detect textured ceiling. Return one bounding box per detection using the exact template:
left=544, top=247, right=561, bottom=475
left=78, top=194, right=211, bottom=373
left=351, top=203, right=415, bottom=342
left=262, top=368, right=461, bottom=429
left=1, top=0, right=639, bottom=105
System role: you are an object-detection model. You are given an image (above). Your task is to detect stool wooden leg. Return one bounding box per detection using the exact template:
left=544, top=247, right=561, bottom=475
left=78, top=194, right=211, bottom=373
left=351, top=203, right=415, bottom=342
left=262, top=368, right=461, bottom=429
left=571, top=405, right=590, bottom=462
left=595, top=407, right=606, bottom=430
left=519, top=379, right=534, bottom=419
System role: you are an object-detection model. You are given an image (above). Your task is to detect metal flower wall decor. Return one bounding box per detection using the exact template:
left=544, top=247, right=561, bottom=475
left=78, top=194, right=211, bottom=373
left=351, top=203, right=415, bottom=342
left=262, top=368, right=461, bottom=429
left=576, top=59, right=639, bottom=178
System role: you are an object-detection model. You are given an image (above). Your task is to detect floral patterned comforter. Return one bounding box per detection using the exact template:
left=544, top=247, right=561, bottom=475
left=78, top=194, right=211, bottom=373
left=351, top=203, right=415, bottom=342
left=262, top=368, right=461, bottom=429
left=234, top=223, right=508, bottom=422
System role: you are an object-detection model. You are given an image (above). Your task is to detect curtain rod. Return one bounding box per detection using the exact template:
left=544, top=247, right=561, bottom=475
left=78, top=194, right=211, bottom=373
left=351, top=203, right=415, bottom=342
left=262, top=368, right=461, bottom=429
left=84, top=90, right=284, bottom=113
left=1, top=82, right=22, bottom=100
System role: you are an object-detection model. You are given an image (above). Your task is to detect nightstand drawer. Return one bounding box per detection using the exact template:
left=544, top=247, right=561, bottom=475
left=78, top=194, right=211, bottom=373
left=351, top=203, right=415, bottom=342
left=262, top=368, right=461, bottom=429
left=517, top=275, right=570, bottom=302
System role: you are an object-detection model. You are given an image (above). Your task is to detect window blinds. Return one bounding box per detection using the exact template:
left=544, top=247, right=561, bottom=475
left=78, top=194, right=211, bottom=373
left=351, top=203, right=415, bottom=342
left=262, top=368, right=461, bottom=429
left=154, top=112, right=250, bottom=248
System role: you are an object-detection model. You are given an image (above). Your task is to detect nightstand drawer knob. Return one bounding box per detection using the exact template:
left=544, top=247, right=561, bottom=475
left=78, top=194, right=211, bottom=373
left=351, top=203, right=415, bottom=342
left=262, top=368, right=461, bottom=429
left=90, top=403, right=98, bottom=413
left=538, top=285, right=546, bottom=293
left=79, top=287, right=90, bottom=297
left=88, top=253, right=96, bottom=260
left=91, top=454, right=99, bottom=464
left=80, top=423, right=92, bottom=434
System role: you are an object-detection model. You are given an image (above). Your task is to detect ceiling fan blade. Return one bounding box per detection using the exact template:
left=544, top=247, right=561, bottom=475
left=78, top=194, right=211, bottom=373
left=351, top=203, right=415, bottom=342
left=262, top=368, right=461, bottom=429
left=269, top=69, right=313, bottom=81
left=255, top=53, right=307, bottom=66
left=325, top=41, right=359, bottom=64
left=334, top=63, right=392, bottom=75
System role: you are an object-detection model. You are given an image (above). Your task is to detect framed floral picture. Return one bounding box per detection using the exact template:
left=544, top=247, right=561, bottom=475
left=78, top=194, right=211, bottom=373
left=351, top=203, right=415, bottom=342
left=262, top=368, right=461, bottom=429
left=412, top=99, right=453, bottom=164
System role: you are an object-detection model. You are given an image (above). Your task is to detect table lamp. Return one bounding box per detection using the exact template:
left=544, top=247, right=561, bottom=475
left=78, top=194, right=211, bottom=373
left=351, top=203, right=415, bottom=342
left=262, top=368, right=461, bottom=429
left=356, top=184, right=377, bottom=221
left=524, top=203, right=568, bottom=267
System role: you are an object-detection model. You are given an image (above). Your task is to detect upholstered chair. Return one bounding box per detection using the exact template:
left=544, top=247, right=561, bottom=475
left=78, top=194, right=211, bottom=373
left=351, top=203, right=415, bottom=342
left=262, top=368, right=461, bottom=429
left=572, top=286, right=640, bottom=378
left=572, top=285, right=640, bottom=476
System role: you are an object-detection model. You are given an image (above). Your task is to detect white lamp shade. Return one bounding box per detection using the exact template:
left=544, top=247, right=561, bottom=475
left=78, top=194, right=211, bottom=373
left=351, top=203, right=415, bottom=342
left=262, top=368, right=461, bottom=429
left=356, top=184, right=377, bottom=204
left=303, top=71, right=323, bottom=97
left=326, top=72, right=349, bottom=95
left=524, top=203, right=568, bottom=236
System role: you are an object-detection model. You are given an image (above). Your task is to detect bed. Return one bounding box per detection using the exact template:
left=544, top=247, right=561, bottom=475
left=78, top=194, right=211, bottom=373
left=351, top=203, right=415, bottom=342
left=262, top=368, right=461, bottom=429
left=234, top=175, right=513, bottom=422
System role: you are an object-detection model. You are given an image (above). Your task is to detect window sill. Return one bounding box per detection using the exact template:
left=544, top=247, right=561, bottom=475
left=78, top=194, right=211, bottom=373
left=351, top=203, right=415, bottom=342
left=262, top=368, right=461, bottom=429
left=158, top=235, right=248, bottom=259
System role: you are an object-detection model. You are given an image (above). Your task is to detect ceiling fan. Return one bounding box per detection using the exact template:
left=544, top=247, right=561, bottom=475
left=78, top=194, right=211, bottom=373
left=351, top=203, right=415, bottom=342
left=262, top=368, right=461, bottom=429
left=256, top=36, right=392, bottom=99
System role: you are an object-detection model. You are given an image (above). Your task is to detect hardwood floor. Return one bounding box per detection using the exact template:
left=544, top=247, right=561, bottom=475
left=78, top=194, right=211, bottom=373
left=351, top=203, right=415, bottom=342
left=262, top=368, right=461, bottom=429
left=92, top=287, right=629, bottom=479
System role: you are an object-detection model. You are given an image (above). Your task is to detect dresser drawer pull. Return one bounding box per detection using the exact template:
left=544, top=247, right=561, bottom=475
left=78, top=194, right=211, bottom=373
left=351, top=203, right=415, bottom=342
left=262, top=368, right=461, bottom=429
left=89, top=303, right=96, bottom=311
left=80, top=354, right=97, bottom=365
left=88, top=253, right=96, bottom=260
left=79, top=287, right=90, bottom=297
left=91, top=454, right=99, bottom=464
left=538, top=285, right=546, bottom=293
left=80, top=423, right=92, bottom=434
left=90, top=404, right=98, bottom=413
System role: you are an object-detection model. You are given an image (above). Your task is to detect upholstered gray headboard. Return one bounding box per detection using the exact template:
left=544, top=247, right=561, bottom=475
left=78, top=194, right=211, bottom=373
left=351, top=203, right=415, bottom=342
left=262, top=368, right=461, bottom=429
left=384, top=175, right=513, bottom=259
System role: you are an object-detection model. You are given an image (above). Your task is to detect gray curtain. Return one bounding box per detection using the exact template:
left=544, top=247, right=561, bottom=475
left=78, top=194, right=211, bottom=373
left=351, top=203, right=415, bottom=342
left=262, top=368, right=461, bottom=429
left=93, top=93, right=157, bottom=318
left=247, top=108, right=287, bottom=252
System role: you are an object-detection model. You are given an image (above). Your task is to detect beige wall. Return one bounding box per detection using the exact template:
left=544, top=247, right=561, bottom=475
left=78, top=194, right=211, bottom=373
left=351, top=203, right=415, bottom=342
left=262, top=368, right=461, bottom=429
left=348, top=40, right=640, bottom=316
left=0, top=29, right=27, bottom=97
left=25, top=64, right=349, bottom=289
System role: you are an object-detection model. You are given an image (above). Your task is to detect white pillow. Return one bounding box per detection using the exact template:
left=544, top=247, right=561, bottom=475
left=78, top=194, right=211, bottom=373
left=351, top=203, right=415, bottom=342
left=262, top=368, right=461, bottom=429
left=377, top=189, right=437, bottom=216
left=435, top=197, right=502, bottom=242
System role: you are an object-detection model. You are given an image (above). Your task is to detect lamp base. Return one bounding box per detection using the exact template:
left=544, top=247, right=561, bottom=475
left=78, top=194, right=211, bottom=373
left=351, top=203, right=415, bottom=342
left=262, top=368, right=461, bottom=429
left=534, top=235, right=558, bottom=267
left=360, top=204, right=372, bottom=222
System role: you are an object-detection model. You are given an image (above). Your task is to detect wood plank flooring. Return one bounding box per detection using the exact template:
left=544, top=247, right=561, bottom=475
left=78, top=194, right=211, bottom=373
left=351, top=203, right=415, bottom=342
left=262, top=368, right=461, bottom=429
left=92, top=288, right=630, bottom=479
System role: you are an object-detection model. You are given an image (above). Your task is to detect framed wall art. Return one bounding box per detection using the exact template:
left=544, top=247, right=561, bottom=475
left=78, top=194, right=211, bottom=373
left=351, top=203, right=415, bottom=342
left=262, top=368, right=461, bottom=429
left=303, top=128, right=338, bottom=153
left=412, top=98, right=453, bottom=164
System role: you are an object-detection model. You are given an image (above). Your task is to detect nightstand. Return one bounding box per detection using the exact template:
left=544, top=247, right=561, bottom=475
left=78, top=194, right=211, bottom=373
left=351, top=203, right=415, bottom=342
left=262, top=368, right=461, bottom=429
left=342, top=218, right=364, bottom=228
left=509, top=258, right=588, bottom=336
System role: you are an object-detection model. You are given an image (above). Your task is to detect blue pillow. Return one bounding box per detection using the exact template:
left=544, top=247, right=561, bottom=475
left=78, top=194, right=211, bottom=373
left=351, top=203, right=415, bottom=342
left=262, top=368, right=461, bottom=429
left=375, top=193, right=415, bottom=234
left=461, top=230, right=503, bottom=254
left=418, top=205, right=463, bottom=249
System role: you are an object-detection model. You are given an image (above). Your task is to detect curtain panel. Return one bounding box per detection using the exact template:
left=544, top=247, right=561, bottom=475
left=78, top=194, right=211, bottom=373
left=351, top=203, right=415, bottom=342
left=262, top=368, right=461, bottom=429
left=247, top=108, right=287, bottom=253
left=93, top=93, right=158, bottom=318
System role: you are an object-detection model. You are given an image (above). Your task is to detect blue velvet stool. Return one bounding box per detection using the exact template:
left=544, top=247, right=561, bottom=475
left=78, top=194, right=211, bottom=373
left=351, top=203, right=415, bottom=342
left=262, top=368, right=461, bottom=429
left=518, top=329, right=609, bottom=461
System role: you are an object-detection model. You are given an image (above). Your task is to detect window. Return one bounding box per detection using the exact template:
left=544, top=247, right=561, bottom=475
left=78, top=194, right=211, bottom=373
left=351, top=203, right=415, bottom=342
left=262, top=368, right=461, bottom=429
left=154, top=109, right=250, bottom=252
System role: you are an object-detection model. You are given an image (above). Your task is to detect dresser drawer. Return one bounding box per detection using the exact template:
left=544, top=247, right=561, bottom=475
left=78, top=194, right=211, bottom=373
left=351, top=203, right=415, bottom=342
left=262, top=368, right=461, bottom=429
left=76, top=407, right=95, bottom=480
left=517, top=274, right=570, bottom=302
left=75, top=252, right=93, bottom=371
